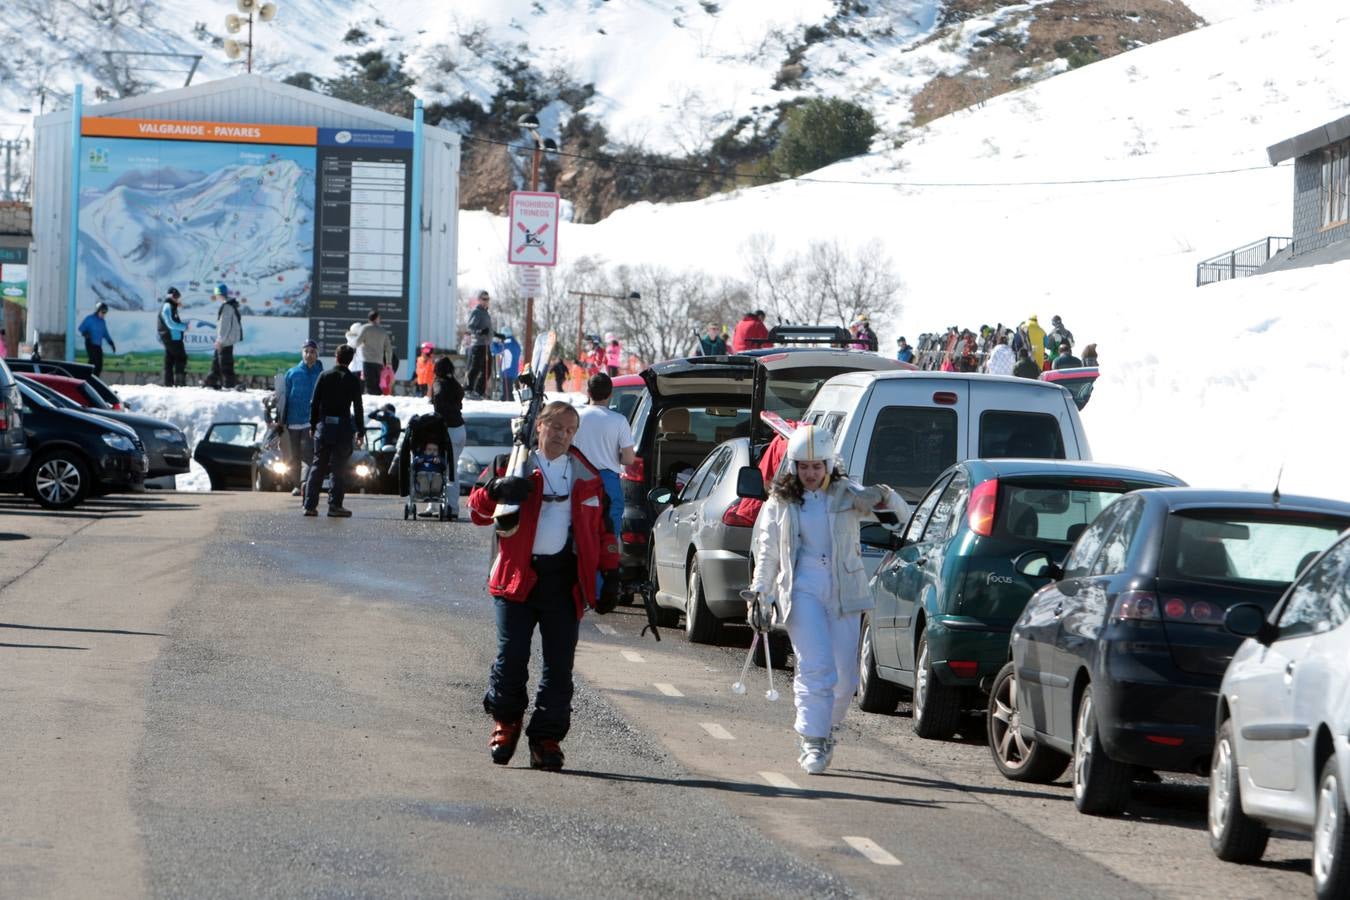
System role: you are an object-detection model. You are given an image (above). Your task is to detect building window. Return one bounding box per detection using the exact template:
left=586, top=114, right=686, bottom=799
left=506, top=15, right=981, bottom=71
left=1321, top=140, right=1350, bottom=229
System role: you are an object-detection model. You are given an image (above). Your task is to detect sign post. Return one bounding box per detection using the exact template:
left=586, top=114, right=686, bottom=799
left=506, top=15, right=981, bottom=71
left=506, top=190, right=559, bottom=357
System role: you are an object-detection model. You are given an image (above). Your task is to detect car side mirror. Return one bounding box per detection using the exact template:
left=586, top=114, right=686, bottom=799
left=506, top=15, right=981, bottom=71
left=1225, top=602, right=1275, bottom=645
left=1016, top=550, right=1062, bottom=581
left=735, top=465, right=765, bottom=500
left=861, top=522, right=904, bottom=550
left=648, top=486, right=675, bottom=507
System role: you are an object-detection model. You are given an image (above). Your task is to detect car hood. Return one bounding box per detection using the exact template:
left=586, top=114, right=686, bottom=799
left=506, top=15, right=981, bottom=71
left=53, top=406, right=139, bottom=439
left=460, top=444, right=511, bottom=465
left=82, top=410, right=181, bottom=434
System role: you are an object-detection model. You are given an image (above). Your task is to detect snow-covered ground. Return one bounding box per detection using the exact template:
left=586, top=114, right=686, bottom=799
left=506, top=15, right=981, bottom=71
left=456, top=0, right=1350, bottom=502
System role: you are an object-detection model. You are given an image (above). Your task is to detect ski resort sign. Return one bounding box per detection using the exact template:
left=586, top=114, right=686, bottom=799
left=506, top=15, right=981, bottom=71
left=507, top=191, right=559, bottom=267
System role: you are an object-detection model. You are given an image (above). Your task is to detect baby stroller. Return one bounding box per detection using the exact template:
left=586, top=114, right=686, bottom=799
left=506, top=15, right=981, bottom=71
left=399, top=414, right=455, bottom=521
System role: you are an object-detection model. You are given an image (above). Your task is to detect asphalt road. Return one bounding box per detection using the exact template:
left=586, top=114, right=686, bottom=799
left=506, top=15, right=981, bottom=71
left=0, top=492, right=1317, bottom=898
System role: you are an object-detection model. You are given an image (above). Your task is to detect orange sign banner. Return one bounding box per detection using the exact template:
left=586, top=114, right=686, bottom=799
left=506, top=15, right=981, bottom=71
left=81, top=117, right=317, bottom=146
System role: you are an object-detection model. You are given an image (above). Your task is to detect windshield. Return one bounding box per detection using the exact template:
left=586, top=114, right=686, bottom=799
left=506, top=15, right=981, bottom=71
left=764, top=366, right=867, bottom=419
left=465, top=417, right=514, bottom=446
left=17, top=382, right=55, bottom=410
left=1161, top=510, right=1350, bottom=584
left=21, top=378, right=77, bottom=409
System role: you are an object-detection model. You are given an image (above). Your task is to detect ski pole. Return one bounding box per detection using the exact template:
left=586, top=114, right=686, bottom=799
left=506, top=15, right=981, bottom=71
left=762, top=630, right=779, bottom=702
left=731, top=632, right=759, bottom=695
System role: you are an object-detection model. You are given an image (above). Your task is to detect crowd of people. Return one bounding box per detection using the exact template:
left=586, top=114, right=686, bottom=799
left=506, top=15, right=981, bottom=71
left=898, top=315, right=1098, bottom=377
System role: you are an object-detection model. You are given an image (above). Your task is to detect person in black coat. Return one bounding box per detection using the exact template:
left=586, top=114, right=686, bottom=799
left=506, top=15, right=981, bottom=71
left=304, top=344, right=364, bottom=517
left=432, top=356, right=468, bottom=508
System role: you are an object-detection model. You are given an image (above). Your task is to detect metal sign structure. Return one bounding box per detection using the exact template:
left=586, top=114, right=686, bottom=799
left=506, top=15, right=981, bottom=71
left=506, top=191, right=560, bottom=267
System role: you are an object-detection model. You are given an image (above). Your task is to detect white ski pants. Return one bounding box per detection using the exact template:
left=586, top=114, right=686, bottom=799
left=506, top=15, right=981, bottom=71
left=785, top=556, right=861, bottom=739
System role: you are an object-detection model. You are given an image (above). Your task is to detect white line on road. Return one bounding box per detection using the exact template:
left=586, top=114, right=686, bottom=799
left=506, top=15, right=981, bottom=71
left=653, top=682, right=684, bottom=697
left=621, top=650, right=646, bottom=663
left=759, top=771, right=801, bottom=790
left=700, top=722, right=735, bottom=740
left=843, top=836, right=902, bottom=866
left=594, top=623, right=617, bottom=635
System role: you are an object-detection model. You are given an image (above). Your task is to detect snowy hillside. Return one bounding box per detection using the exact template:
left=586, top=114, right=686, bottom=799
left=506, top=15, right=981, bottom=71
left=457, top=0, right=1350, bottom=501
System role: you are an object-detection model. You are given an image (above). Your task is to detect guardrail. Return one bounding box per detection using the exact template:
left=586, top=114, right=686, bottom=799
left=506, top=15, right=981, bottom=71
left=1196, top=236, right=1291, bottom=287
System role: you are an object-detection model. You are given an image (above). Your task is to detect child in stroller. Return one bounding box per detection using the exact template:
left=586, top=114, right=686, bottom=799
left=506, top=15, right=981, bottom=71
left=399, top=413, right=456, bottom=521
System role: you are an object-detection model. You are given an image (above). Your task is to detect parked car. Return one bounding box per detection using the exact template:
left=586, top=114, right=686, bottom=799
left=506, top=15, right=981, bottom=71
left=1, top=380, right=147, bottom=509
left=621, top=348, right=904, bottom=589
left=0, top=358, right=31, bottom=479
left=5, top=358, right=124, bottom=409
left=1002, top=488, right=1350, bottom=816
left=1039, top=366, right=1099, bottom=410
left=795, top=370, right=1093, bottom=581
left=1207, top=530, right=1350, bottom=900
left=17, top=374, right=189, bottom=479
left=648, top=436, right=757, bottom=643
left=609, top=373, right=645, bottom=419
left=196, top=421, right=384, bottom=494
left=855, top=459, right=1185, bottom=743
left=455, top=411, right=514, bottom=494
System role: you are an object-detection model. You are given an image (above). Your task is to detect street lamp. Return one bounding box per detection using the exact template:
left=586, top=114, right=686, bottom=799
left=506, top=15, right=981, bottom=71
left=516, top=112, right=558, bottom=353
left=223, top=0, right=278, bottom=73
left=566, top=290, right=641, bottom=363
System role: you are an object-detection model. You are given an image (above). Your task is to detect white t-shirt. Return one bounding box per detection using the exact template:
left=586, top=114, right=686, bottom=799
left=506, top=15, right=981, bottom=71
left=572, top=404, right=635, bottom=474
left=532, top=451, right=572, bottom=555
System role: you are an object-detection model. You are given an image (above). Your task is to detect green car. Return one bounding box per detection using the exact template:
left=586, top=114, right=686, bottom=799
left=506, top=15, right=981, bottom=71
left=857, top=458, right=1186, bottom=740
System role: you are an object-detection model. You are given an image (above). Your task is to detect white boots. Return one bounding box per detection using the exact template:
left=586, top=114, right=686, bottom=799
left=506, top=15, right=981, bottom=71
left=799, top=735, right=834, bottom=775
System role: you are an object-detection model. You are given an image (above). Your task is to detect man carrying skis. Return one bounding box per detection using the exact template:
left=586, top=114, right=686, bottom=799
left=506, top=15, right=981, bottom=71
left=469, top=401, right=621, bottom=772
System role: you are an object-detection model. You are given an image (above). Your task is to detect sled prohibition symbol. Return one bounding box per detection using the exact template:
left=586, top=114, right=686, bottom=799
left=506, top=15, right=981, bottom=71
left=507, top=191, right=559, bottom=267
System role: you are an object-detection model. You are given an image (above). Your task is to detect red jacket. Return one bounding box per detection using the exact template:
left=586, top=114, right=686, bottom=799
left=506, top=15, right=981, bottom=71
left=468, top=448, right=620, bottom=618
left=731, top=315, right=770, bottom=353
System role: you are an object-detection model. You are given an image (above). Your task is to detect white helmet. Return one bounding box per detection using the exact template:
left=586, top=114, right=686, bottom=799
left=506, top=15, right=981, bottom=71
left=786, top=425, right=832, bottom=464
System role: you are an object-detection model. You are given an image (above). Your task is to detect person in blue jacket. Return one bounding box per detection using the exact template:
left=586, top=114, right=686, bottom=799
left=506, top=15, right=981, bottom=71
left=277, top=340, right=324, bottom=496
left=158, top=288, right=189, bottom=386
left=498, top=326, right=522, bottom=400
left=896, top=337, right=914, bottom=364
left=77, top=303, right=116, bottom=376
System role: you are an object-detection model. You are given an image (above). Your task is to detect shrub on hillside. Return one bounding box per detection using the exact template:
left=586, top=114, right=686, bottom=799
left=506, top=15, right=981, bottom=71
left=771, top=98, right=877, bottom=177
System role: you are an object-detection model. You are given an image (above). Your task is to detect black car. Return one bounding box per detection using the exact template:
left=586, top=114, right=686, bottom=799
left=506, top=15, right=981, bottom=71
left=1, top=381, right=148, bottom=509
left=0, top=358, right=31, bottom=478
left=16, top=375, right=189, bottom=479
left=4, top=357, right=123, bottom=409
left=195, top=421, right=386, bottom=495
left=1004, top=488, right=1350, bottom=814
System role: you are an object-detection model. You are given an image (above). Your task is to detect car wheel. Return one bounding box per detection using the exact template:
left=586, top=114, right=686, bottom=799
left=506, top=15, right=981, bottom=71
left=1072, top=684, right=1132, bottom=815
left=684, top=558, right=722, bottom=645
left=1208, top=719, right=1270, bottom=862
left=27, top=450, right=90, bottom=510
left=1314, top=753, right=1350, bottom=900
left=856, top=615, right=902, bottom=714
left=912, top=629, right=962, bottom=739
left=987, top=661, right=1069, bottom=783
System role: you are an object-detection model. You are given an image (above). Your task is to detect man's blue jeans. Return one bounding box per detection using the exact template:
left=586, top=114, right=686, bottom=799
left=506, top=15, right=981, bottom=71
left=483, top=560, right=580, bottom=742
left=595, top=469, right=623, bottom=595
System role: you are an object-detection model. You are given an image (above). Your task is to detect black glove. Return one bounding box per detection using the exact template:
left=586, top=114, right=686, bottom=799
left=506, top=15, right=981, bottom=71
left=488, top=475, right=533, bottom=505
left=108, top=341, right=116, bottom=352
left=597, top=572, right=621, bottom=614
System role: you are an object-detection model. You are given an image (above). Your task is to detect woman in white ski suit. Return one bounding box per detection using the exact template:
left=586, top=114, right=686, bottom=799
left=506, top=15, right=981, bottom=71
left=747, top=425, right=909, bottom=774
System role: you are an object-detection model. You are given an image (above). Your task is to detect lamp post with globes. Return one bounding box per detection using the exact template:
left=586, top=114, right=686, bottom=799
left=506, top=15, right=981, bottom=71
left=566, top=290, right=641, bottom=365
left=515, top=112, right=557, bottom=354
left=223, top=0, right=279, bottom=73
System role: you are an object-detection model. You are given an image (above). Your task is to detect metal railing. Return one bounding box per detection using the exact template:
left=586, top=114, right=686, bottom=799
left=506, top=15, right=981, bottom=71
left=1196, top=236, right=1292, bottom=286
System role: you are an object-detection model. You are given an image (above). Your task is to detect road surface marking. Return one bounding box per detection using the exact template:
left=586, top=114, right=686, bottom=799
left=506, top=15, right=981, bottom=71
left=759, top=771, right=801, bottom=790
left=843, top=836, right=902, bottom=866
left=621, top=650, right=645, bottom=663
left=594, top=623, right=617, bottom=635
left=653, top=682, right=684, bottom=697
left=700, top=722, right=735, bottom=740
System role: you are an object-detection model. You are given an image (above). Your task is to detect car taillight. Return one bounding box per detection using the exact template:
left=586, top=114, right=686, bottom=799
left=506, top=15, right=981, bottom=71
left=0, top=397, right=7, bottom=431
left=621, top=531, right=648, bottom=545
left=622, top=455, right=645, bottom=483
left=1162, top=597, right=1225, bottom=625
left=948, top=660, right=978, bottom=679
left=967, top=479, right=998, bottom=537
left=722, top=501, right=757, bottom=528
left=1111, top=590, right=1160, bottom=621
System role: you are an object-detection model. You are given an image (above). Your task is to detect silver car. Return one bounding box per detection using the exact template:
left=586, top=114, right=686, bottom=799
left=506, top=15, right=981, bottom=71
left=1209, top=530, right=1350, bottom=898
left=456, top=412, right=515, bottom=494
left=649, top=437, right=757, bottom=644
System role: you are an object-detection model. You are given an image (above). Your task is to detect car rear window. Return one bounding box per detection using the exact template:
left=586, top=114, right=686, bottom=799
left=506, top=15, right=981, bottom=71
left=862, top=406, right=958, bottom=501
left=996, top=480, right=1140, bottom=543
left=1161, top=510, right=1350, bottom=584
left=465, top=418, right=514, bottom=446
left=765, top=367, right=866, bottom=419
left=979, top=411, right=1066, bottom=459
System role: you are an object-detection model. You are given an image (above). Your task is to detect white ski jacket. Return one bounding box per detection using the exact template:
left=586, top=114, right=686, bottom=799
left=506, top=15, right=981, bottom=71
left=749, top=478, right=908, bottom=622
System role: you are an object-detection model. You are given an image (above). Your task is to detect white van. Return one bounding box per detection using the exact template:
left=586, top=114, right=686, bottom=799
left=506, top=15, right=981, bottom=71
left=797, top=371, right=1092, bottom=570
